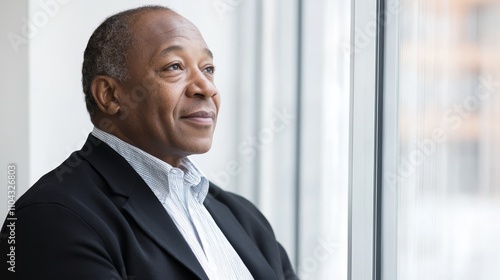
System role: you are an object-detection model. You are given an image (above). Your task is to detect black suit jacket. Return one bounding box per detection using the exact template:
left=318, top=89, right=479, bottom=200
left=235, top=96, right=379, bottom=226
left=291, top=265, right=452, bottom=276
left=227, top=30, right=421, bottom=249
left=0, top=135, right=298, bottom=279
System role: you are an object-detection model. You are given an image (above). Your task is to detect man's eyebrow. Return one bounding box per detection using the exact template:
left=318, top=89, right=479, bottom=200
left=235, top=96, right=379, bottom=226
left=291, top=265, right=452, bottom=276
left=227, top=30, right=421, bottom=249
left=158, top=45, right=214, bottom=59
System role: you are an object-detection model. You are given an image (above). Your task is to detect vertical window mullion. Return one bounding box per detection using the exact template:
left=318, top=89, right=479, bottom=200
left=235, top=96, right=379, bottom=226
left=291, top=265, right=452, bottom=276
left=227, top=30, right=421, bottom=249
left=381, top=0, right=400, bottom=279
left=348, top=0, right=384, bottom=279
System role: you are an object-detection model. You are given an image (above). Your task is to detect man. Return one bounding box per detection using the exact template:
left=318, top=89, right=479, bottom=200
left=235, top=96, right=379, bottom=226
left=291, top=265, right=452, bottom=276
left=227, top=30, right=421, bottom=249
left=0, top=5, right=298, bottom=280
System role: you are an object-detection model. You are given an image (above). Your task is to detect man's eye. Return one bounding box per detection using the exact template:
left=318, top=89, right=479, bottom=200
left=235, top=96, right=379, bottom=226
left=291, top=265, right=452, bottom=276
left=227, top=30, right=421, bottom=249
left=164, top=63, right=181, bottom=71
left=204, top=66, right=215, bottom=74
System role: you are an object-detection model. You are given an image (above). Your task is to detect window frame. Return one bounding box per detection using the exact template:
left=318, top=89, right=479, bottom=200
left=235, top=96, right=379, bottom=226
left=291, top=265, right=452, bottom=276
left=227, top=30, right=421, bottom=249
left=348, top=0, right=387, bottom=279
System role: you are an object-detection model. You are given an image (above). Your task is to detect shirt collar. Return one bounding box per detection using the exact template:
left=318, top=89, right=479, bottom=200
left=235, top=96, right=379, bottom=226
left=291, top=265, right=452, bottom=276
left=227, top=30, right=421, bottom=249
left=91, top=127, right=209, bottom=203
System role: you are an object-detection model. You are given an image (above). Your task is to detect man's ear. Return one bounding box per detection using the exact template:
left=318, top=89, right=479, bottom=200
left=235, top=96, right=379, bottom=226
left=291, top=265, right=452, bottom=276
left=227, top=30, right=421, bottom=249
left=91, top=76, right=122, bottom=115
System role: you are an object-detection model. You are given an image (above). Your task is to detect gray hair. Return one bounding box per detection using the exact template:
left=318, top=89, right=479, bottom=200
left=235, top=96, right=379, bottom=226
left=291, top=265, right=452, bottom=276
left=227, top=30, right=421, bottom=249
left=81, top=5, right=171, bottom=115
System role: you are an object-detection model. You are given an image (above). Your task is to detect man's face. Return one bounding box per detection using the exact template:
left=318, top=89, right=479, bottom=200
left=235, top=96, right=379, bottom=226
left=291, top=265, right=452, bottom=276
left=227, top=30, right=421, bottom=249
left=115, top=10, right=220, bottom=166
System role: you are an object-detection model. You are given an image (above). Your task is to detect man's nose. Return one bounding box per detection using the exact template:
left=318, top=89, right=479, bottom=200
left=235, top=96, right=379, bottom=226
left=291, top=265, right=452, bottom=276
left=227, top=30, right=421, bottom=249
left=185, top=69, right=218, bottom=98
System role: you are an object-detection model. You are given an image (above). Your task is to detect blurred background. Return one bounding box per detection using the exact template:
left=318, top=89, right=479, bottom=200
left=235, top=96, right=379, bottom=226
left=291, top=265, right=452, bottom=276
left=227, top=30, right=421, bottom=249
left=391, top=0, right=500, bottom=279
left=0, top=0, right=499, bottom=279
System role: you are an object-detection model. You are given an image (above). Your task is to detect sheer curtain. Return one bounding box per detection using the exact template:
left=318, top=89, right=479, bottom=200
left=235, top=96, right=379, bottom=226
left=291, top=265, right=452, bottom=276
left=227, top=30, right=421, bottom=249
left=213, top=1, right=351, bottom=279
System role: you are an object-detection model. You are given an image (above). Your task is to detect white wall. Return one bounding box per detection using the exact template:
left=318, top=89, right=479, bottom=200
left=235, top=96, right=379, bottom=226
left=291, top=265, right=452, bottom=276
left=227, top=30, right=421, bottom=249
left=0, top=0, right=30, bottom=223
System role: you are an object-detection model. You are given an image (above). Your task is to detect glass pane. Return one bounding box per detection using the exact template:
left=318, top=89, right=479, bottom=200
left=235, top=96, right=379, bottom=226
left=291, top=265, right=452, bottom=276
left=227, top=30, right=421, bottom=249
left=389, top=0, right=500, bottom=279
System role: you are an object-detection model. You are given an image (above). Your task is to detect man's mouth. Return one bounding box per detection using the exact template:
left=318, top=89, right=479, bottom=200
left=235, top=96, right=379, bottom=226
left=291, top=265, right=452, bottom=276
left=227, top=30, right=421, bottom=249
left=180, top=110, right=216, bottom=126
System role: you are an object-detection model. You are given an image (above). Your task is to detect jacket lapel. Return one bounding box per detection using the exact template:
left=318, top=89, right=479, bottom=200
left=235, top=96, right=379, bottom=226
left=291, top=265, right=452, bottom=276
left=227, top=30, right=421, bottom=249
left=122, top=185, right=208, bottom=280
left=204, top=195, right=278, bottom=280
left=80, top=135, right=208, bottom=280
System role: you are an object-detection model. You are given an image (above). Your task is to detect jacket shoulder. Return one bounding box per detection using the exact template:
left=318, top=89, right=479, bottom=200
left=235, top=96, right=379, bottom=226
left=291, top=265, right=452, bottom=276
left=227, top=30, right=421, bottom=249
left=15, top=151, right=101, bottom=210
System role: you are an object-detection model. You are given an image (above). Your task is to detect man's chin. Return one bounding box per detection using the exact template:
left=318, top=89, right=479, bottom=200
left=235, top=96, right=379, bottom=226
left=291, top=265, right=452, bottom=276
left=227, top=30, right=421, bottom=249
left=184, top=140, right=213, bottom=155
left=191, top=145, right=212, bottom=155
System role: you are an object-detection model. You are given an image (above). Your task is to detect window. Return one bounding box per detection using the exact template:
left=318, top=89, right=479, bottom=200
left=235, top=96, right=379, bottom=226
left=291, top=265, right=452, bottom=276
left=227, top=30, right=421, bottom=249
left=383, top=0, right=500, bottom=279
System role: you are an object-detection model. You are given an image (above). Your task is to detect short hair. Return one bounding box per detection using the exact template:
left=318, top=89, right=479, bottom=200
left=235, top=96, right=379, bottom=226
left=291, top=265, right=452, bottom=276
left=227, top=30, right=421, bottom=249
left=81, top=5, right=171, bottom=115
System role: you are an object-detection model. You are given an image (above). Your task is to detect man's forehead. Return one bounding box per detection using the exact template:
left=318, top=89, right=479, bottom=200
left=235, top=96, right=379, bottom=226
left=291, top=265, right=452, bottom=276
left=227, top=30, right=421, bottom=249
left=131, top=10, right=196, bottom=35
left=129, top=10, right=205, bottom=44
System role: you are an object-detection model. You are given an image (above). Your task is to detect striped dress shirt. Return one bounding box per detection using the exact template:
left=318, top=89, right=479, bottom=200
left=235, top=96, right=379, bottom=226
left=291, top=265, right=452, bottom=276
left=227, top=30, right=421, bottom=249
left=92, top=127, right=253, bottom=280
